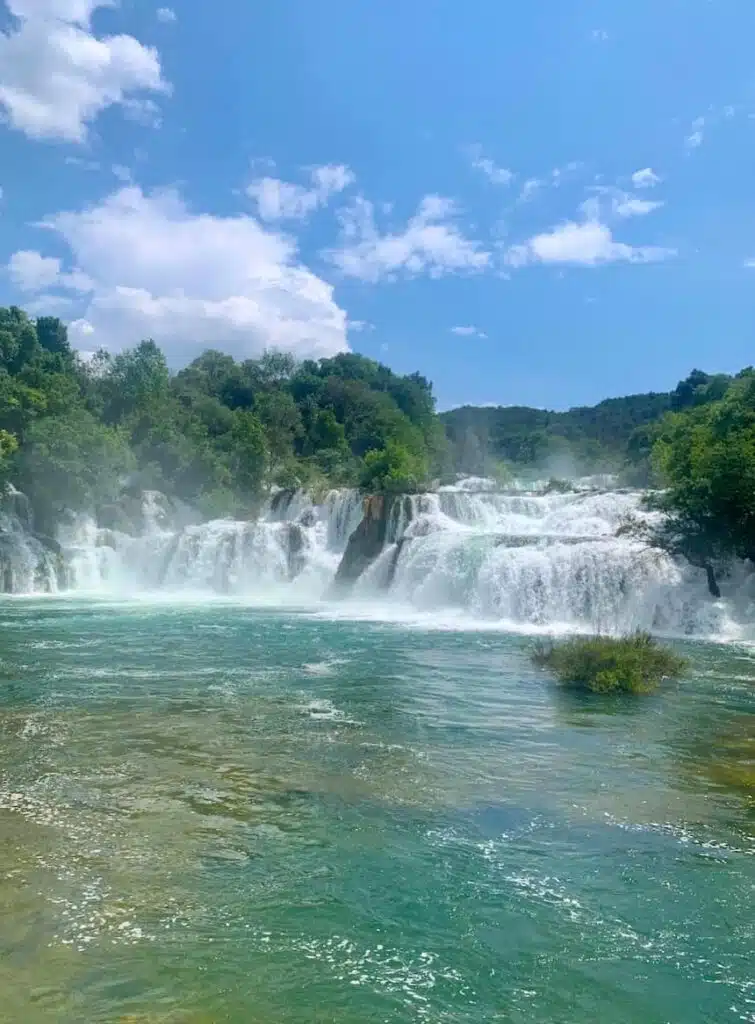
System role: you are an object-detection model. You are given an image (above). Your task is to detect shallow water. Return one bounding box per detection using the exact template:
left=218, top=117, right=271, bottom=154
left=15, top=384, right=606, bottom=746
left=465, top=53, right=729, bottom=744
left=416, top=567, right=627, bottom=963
left=0, top=598, right=753, bottom=1022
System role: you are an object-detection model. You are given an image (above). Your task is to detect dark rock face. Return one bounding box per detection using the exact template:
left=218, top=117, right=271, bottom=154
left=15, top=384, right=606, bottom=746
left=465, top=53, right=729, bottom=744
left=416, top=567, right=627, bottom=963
left=332, top=494, right=413, bottom=591
left=269, top=489, right=297, bottom=521
left=297, top=508, right=317, bottom=529
left=283, top=523, right=307, bottom=579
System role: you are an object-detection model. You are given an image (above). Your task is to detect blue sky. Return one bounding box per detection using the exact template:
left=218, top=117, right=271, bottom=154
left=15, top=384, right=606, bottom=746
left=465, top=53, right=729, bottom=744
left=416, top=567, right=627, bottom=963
left=2, top=0, right=755, bottom=410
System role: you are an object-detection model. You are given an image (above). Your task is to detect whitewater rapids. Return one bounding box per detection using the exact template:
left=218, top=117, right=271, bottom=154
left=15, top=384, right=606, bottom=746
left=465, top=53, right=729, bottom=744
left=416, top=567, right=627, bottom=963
left=2, top=480, right=754, bottom=638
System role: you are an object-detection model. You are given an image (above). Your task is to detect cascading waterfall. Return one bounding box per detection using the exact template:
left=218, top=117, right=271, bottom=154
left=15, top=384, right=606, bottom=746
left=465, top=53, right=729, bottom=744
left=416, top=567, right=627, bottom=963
left=2, top=479, right=753, bottom=638
left=0, top=511, right=61, bottom=594
left=356, top=485, right=755, bottom=638
left=59, top=488, right=366, bottom=600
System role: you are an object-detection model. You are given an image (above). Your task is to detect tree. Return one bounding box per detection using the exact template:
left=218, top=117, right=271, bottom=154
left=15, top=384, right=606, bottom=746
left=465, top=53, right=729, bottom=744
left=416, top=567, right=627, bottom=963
left=18, top=409, right=134, bottom=531
left=228, top=410, right=268, bottom=500
left=101, top=341, right=170, bottom=424
left=360, top=441, right=427, bottom=494
left=35, top=317, right=71, bottom=360
left=650, top=373, right=755, bottom=594
left=254, top=390, right=302, bottom=463
left=0, top=304, right=464, bottom=528
left=670, top=369, right=731, bottom=412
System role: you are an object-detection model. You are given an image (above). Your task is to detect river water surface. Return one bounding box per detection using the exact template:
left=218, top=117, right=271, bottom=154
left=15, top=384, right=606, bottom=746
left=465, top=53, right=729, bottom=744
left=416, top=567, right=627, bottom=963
left=0, top=597, right=753, bottom=1022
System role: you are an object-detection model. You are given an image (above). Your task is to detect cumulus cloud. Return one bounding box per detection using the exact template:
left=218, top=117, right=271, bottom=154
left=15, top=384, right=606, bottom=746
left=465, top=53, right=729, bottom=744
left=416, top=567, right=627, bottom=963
left=504, top=219, right=675, bottom=268
left=247, top=164, right=355, bottom=221
left=450, top=325, right=487, bottom=339
left=7, top=248, right=93, bottom=292
left=631, top=167, right=661, bottom=189
left=12, top=186, right=348, bottom=362
left=156, top=7, right=176, bottom=22
left=0, top=0, right=168, bottom=142
left=327, top=195, right=490, bottom=282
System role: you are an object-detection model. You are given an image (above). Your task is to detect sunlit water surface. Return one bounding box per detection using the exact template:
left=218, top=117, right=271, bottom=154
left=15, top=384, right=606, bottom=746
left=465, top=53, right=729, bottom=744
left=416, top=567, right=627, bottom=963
left=0, top=598, right=753, bottom=1023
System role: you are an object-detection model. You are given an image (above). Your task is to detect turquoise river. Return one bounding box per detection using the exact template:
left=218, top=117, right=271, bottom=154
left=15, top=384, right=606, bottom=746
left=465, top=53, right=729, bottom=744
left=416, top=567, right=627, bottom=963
left=0, top=597, right=752, bottom=1023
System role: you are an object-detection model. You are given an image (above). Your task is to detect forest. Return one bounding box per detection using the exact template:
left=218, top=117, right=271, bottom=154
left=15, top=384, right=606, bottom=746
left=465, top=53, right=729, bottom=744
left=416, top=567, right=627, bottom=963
left=0, top=306, right=447, bottom=534
left=1, top=304, right=753, bottom=577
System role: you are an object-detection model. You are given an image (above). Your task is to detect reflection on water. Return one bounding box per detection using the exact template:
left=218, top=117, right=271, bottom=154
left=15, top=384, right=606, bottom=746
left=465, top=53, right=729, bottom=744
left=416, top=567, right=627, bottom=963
left=0, top=599, right=753, bottom=1023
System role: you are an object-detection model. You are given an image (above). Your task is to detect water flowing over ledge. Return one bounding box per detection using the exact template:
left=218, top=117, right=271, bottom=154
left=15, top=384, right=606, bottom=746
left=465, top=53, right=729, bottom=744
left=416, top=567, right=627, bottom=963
left=2, top=479, right=754, bottom=638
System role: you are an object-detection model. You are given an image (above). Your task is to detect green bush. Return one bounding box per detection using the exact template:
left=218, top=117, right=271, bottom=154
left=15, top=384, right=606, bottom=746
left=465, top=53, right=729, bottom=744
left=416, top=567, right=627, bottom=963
left=359, top=440, right=427, bottom=494
left=532, top=631, right=687, bottom=694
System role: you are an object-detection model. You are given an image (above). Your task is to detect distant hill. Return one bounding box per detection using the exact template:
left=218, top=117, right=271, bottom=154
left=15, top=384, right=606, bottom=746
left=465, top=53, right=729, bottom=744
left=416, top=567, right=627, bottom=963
left=440, top=392, right=673, bottom=475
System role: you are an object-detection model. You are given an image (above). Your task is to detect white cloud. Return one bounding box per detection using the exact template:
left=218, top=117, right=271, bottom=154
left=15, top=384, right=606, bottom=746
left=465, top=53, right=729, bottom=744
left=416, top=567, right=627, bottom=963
left=611, top=194, right=663, bottom=218
left=450, top=325, right=487, bottom=339
left=327, top=195, right=490, bottom=282
left=7, top=248, right=93, bottom=292
left=8, top=250, right=64, bottom=291
left=580, top=186, right=663, bottom=221
left=685, top=130, right=704, bottom=150
left=310, top=164, right=354, bottom=195
left=247, top=164, right=355, bottom=221
left=0, top=0, right=168, bottom=142
left=744, top=259, right=755, bottom=269
left=551, top=162, right=581, bottom=186
left=349, top=319, right=374, bottom=332
left=156, top=7, right=176, bottom=22
left=517, top=177, right=542, bottom=204
left=631, top=167, right=661, bottom=189
left=685, top=116, right=705, bottom=151
left=504, top=219, right=675, bottom=268
left=18, top=185, right=348, bottom=362
left=64, top=154, right=100, bottom=170
left=469, top=147, right=514, bottom=186
left=111, top=163, right=132, bottom=182
left=591, top=28, right=609, bottom=41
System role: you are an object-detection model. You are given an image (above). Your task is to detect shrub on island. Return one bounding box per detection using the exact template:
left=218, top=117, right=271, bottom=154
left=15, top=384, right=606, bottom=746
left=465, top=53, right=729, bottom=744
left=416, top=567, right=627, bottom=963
left=532, top=631, right=687, bottom=694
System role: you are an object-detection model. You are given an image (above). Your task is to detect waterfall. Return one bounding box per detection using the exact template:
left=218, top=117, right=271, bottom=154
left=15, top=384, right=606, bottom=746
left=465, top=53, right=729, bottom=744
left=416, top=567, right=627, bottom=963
left=58, top=489, right=366, bottom=599
left=0, top=510, right=60, bottom=594
left=355, top=484, right=755, bottom=638
left=1, top=480, right=751, bottom=638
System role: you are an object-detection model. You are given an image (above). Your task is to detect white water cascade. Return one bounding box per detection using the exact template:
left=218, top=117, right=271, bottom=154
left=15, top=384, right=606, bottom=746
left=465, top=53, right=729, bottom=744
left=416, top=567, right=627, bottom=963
left=359, top=485, right=750, bottom=636
left=3, top=480, right=754, bottom=638
left=58, top=489, right=365, bottom=601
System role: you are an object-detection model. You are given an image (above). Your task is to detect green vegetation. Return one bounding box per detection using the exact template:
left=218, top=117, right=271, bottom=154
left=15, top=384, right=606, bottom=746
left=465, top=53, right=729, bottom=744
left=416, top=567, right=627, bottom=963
left=532, top=632, right=688, bottom=694
left=441, top=392, right=672, bottom=477
left=648, top=370, right=755, bottom=587
left=0, top=306, right=449, bottom=530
